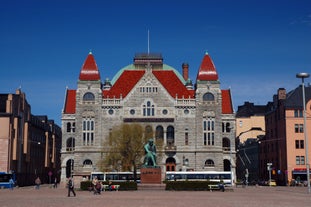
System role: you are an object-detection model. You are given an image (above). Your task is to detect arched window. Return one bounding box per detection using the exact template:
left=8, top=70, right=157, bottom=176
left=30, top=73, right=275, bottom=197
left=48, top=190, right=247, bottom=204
left=83, top=92, right=95, bottom=101
left=156, top=125, right=164, bottom=141
left=222, top=137, right=230, bottom=151
left=66, top=122, right=71, bottom=132
left=66, top=122, right=75, bottom=133
left=83, top=159, right=93, bottom=167
left=167, top=126, right=175, bottom=145
left=66, top=137, right=75, bottom=151
left=205, top=159, right=215, bottom=167
left=203, top=92, right=214, bottom=101
left=143, top=100, right=155, bottom=116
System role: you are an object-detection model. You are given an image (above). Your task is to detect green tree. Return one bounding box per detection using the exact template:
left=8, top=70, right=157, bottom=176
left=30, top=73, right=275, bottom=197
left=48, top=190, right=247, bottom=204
left=101, top=123, right=148, bottom=181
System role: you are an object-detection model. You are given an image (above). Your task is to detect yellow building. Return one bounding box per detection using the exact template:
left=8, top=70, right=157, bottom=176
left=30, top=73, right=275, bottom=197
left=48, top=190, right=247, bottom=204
left=236, top=102, right=266, bottom=143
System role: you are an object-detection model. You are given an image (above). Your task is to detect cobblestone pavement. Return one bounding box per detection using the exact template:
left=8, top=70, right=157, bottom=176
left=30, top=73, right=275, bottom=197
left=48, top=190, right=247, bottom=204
left=0, top=185, right=310, bottom=207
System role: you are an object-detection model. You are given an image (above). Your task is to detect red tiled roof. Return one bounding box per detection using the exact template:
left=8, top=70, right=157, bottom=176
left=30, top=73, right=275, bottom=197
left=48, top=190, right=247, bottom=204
left=153, top=70, right=195, bottom=99
left=79, top=52, right=101, bottom=81
left=197, top=52, right=218, bottom=81
left=103, top=70, right=194, bottom=99
left=64, top=89, right=76, bottom=114
left=103, top=70, right=145, bottom=98
left=222, top=89, right=233, bottom=114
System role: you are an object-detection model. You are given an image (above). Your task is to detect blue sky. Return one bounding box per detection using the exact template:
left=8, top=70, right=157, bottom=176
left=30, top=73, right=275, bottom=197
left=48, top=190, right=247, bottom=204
left=1, top=0, right=310, bottom=125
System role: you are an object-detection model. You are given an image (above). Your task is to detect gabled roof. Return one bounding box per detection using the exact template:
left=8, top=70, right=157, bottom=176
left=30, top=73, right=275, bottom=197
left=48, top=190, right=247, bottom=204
left=103, top=70, right=145, bottom=98
left=63, top=89, right=76, bottom=114
left=79, top=52, right=101, bottom=81
left=153, top=70, right=195, bottom=99
left=222, top=89, right=234, bottom=114
left=196, top=52, right=218, bottom=81
left=103, top=69, right=194, bottom=99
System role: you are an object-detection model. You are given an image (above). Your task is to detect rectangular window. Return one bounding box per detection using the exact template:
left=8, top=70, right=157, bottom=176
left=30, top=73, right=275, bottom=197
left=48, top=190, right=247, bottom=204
left=295, top=140, right=299, bottom=149
left=185, top=132, right=189, bottom=145
left=295, top=124, right=299, bottom=133
left=300, top=124, right=304, bottom=133
left=239, top=120, right=243, bottom=127
left=208, top=133, right=211, bottom=145
left=295, top=109, right=303, bottom=117
left=296, top=140, right=305, bottom=149
left=296, top=156, right=305, bottom=165
left=203, top=117, right=215, bottom=146
left=295, top=124, right=304, bottom=133
left=296, top=156, right=300, bottom=165
left=83, top=118, right=95, bottom=146
left=294, top=110, right=298, bottom=117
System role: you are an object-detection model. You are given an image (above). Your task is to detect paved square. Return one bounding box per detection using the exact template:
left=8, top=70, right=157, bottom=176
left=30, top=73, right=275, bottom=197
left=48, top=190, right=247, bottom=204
left=0, top=185, right=310, bottom=207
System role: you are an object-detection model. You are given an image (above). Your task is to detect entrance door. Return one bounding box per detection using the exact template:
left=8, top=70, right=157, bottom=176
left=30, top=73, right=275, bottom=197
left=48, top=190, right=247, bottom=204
left=166, top=157, right=176, bottom=171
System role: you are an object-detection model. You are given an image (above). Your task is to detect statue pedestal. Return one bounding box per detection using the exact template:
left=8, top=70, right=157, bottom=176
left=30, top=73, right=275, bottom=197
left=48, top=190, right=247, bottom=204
left=140, top=167, right=161, bottom=184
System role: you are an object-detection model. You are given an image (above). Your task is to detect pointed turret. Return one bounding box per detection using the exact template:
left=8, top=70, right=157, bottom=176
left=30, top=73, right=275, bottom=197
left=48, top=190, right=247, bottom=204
left=196, top=51, right=218, bottom=81
left=79, top=52, right=101, bottom=81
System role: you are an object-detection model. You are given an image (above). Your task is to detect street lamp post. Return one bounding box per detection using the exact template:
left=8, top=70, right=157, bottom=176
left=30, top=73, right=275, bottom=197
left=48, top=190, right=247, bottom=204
left=267, top=163, right=272, bottom=187
left=296, top=72, right=310, bottom=193
left=71, top=137, right=74, bottom=178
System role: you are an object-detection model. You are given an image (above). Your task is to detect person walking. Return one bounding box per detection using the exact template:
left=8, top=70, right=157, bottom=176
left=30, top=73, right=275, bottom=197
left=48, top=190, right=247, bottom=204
left=35, top=177, right=41, bottom=190
left=53, top=177, right=58, bottom=188
left=67, top=177, right=76, bottom=197
left=9, top=178, right=14, bottom=190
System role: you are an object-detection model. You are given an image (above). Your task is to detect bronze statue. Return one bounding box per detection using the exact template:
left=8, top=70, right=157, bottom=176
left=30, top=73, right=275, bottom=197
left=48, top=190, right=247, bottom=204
left=144, top=139, right=157, bottom=167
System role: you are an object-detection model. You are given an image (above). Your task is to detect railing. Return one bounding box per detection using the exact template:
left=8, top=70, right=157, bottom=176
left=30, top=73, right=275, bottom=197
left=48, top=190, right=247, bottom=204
left=165, top=145, right=177, bottom=152
left=102, top=99, right=121, bottom=106
left=175, top=98, right=196, bottom=106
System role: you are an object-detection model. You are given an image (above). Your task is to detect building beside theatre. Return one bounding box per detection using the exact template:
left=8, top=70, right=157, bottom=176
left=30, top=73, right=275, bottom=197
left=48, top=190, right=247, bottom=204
left=259, top=86, right=311, bottom=185
left=60, top=51, right=235, bottom=183
left=0, top=89, right=62, bottom=186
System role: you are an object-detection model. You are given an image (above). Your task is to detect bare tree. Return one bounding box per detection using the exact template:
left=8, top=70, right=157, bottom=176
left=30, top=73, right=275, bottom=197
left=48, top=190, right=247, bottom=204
left=100, top=123, right=148, bottom=181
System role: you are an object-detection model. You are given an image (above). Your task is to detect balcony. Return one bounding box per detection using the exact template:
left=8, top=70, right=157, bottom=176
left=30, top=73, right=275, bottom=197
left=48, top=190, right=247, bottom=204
left=165, top=144, right=177, bottom=157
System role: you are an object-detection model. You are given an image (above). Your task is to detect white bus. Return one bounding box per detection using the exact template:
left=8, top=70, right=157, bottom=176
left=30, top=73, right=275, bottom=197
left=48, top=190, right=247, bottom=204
left=90, top=171, right=140, bottom=183
left=165, top=171, right=232, bottom=186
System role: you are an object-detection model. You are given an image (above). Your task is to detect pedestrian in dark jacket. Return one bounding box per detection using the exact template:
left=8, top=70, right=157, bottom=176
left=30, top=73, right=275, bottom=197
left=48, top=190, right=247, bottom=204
left=67, top=177, right=76, bottom=197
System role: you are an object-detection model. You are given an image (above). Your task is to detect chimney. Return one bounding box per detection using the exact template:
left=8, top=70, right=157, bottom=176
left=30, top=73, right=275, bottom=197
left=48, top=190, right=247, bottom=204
left=277, top=88, right=286, bottom=100
left=182, top=63, right=189, bottom=81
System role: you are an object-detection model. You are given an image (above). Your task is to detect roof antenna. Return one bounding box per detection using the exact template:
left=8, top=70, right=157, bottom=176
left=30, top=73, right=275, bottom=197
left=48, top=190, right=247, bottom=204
left=147, top=30, right=150, bottom=54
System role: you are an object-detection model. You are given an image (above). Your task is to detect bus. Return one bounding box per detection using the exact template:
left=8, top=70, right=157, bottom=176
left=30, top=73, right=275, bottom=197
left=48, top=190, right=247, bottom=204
left=0, top=172, right=16, bottom=189
left=90, top=171, right=141, bottom=183
left=165, top=171, right=232, bottom=186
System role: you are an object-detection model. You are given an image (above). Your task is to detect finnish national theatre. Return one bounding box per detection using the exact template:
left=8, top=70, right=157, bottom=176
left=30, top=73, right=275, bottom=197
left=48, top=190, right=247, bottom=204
left=60, top=51, right=236, bottom=183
